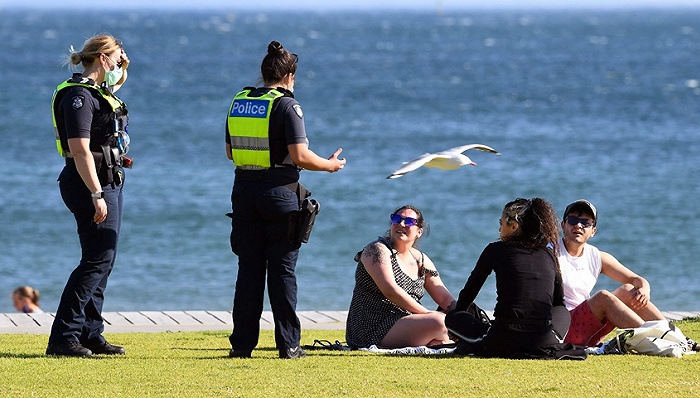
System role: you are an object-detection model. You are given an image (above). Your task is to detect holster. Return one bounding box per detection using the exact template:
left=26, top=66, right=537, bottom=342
left=93, top=145, right=123, bottom=187
left=287, top=182, right=320, bottom=244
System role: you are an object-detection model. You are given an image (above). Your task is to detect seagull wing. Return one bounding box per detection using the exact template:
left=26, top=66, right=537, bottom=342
left=386, top=153, right=438, bottom=179
left=441, top=143, right=501, bottom=156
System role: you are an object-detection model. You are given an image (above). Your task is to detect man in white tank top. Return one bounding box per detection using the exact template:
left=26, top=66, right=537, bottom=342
left=557, top=199, right=665, bottom=346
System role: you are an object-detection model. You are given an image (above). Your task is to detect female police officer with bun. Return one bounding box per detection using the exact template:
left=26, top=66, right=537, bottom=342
left=47, top=34, right=130, bottom=357
left=225, top=41, right=346, bottom=359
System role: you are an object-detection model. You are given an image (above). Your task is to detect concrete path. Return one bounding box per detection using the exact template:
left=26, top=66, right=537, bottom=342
left=0, top=310, right=349, bottom=334
left=1, top=310, right=699, bottom=334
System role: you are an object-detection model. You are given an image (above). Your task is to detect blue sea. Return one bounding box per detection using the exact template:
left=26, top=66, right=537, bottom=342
left=1, top=7, right=699, bottom=314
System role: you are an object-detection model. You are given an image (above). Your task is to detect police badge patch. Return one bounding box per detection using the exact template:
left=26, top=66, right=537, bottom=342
left=293, top=104, right=303, bottom=119
left=71, top=95, right=84, bottom=110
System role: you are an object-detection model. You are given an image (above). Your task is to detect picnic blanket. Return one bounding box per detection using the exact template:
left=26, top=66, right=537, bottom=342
left=303, top=339, right=455, bottom=355
left=359, top=345, right=456, bottom=355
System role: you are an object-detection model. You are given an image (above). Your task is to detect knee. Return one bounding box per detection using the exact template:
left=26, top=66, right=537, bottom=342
left=617, top=283, right=637, bottom=296
left=596, top=290, right=616, bottom=302
left=428, top=312, right=447, bottom=331
left=592, top=290, right=624, bottom=309
left=620, top=283, right=636, bottom=291
left=611, top=284, right=638, bottom=304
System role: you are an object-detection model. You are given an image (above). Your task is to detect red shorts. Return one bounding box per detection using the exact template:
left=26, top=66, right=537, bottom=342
left=565, top=300, right=616, bottom=346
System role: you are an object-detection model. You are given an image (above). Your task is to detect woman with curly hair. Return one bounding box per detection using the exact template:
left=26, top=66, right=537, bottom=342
left=447, top=198, right=583, bottom=359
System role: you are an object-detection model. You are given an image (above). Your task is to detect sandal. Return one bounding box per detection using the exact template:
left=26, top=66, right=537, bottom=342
left=303, top=339, right=351, bottom=351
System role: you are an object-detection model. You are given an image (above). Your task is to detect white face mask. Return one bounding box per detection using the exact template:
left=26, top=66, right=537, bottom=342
left=104, top=55, right=124, bottom=86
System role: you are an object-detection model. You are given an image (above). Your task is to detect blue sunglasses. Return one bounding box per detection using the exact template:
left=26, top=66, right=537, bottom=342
left=390, top=213, right=419, bottom=227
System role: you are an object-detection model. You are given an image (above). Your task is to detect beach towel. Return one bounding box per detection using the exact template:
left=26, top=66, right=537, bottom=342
left=303, top=339, right=456, bottom=355
left=359, top=345, right=456, bottom=355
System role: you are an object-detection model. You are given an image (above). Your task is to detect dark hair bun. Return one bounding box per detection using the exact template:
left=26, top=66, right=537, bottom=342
left=267, top=41, right=284, bottom=55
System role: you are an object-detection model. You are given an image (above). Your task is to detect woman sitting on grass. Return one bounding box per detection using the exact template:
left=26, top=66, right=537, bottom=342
left=446, top=198, right=585, bottom=359
left=345, top=205, right=456, bottom=349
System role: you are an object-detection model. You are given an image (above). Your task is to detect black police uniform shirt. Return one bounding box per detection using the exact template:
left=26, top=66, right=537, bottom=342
left=57, top=85, right=114, bottom=152
left=225, top=87, right=308, bottom=167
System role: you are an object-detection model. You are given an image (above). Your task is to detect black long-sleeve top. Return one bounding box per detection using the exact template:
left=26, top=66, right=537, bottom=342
left=455, top=241, right=564, bottom=329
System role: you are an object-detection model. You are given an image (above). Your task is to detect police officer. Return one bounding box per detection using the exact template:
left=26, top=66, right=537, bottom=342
left=47, top=35, right=130, bottom=357
left=226, top=41, right=346, bottom=359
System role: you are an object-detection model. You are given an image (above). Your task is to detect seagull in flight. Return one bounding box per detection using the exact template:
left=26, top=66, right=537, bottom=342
left=387, top=144, right=501, bottom=179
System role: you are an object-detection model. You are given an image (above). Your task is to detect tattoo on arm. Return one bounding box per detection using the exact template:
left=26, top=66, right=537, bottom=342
left=365, top=243, right=383, bottom=265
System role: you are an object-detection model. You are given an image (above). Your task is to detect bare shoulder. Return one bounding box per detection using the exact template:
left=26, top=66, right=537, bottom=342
left=362, top=240, right=391, bottom=265
left=417, top=250, right=438, bottom=272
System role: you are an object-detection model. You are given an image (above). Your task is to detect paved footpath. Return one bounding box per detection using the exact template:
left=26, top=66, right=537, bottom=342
left=1, top=310, right=699, bottom=334
left=0, top=310, right=350, bottom=334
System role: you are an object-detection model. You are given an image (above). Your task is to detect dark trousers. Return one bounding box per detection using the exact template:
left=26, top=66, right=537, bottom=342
left=229, top=178, right=301, bottom=352
left=447, top=306, right=572, bottom=359
left=49, top=166, right=123, bottom=345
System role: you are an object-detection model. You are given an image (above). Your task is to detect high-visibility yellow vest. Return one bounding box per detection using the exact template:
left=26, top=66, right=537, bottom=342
left=227, top=88, right=284, bottom=168
left=51, top=77, right=126, bottom=157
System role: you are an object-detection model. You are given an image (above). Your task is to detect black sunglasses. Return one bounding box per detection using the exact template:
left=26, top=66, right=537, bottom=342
left=566, top=215, right=594, bottom=228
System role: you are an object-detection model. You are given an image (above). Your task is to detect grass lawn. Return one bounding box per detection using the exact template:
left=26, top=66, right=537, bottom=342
left=1, top=319, right=698, bottom=397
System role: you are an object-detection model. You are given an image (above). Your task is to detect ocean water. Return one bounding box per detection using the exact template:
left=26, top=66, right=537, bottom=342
left=1, top=8, right=699, bottom=314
